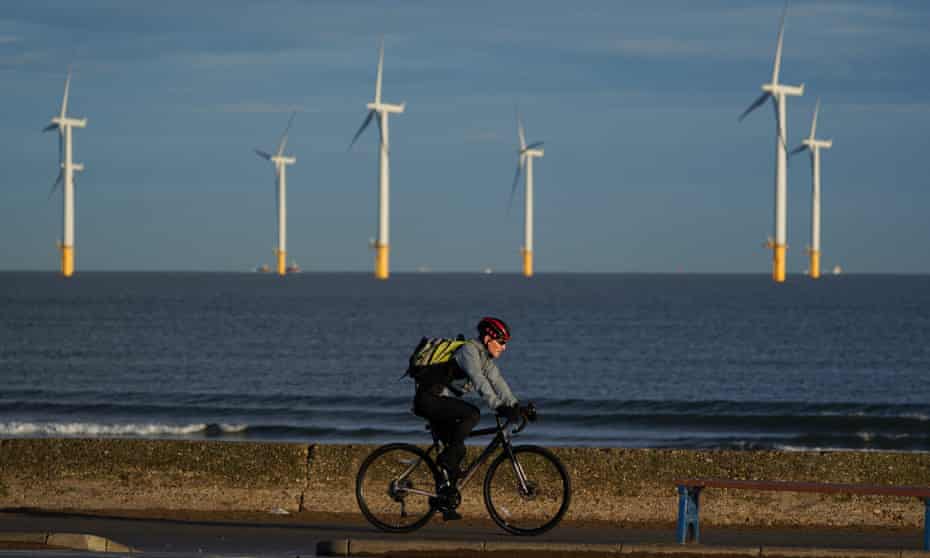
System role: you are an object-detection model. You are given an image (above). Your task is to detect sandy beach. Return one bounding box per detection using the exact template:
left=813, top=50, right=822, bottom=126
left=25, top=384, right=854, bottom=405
left=2, top=438, right=928, bottom=530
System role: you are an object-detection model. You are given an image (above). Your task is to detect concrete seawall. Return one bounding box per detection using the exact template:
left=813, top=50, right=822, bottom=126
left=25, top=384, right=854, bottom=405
left=1, top=439, right=928, bottom=528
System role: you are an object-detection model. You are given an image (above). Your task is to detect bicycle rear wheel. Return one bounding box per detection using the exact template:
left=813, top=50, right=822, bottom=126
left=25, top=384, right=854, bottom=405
left=483, top=445, right=571, bottom=535
left=356, top=443, right=441, bottom=533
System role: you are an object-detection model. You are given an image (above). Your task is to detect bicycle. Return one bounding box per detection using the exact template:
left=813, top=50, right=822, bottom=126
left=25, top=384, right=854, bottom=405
left=355, top=403, right=571, bottom=536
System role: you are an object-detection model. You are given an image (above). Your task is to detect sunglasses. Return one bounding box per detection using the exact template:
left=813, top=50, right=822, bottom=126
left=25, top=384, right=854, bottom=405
left=492, top=338, right=508, bottom=346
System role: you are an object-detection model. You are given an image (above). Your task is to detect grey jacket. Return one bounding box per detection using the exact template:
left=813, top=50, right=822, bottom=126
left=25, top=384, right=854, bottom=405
left=449, top=339, right=518, bottom=410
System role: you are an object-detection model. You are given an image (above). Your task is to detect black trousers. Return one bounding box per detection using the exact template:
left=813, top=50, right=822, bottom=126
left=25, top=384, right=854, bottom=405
left=413, top=387, right=480, bottom=471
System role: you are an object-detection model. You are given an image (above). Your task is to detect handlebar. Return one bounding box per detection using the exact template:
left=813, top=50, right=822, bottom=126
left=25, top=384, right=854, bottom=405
left=496, top=402, right=537, bottom=434
left=462, top=402, right=540, bottom=439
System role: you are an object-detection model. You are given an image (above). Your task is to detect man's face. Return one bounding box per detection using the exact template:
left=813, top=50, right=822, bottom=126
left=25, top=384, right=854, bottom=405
left=484, top=335, right=507, bottom=359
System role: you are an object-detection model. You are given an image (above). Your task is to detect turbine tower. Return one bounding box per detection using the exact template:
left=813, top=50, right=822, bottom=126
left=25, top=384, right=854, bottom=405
left=739, top=4, right=803, bottom=283
left=255, top=112, right=297, bottom=276
left=349, top=38, right=405, bottom=280
left=790, top=99, right=832, bottom=279
left=44, top=68, right=87, bottom=278
left=508, top=109, right=544, bottom=278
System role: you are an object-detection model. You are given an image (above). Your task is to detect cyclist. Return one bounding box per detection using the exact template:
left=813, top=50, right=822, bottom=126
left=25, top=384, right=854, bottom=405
left=413, top=317, right=521, bottom=499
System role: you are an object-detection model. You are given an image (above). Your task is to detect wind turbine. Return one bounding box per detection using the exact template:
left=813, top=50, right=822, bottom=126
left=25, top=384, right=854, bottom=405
left=790, top=99, right=832, bottom=279
left=739, top=3, right=803, bottom=283
left=348, top=38, right=405, bottom=280
left=44, top=68, right=87, bottom=278
left=508, top=109, right=544, bottom=278
left=255, top=112, right=297, bottom=276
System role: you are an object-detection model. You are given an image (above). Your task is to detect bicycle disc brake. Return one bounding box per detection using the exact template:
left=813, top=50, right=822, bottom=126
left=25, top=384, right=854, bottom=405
left=519, top=480, right=538, bottom=500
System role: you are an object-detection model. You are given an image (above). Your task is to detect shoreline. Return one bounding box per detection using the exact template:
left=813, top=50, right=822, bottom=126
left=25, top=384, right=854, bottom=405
left=2, top=438, right=928, bottom=529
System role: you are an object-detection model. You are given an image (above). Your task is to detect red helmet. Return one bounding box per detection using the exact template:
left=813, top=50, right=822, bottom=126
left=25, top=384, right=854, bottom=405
left=477, top=316, right=511, bottom=342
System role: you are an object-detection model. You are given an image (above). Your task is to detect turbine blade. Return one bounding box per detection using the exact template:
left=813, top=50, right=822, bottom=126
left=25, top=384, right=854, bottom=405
left=376, top=112, right=384, bottom=146
left=48, top=171, right=63, bottom=200
left=739, top=92, right=770, bottom=121
left=43, top=123, right=58, bottom=133
left=375, top=37, right=384, bottom=105
left=789, top=144, right=806, bottom=157
left=348, top=111, right=375, bottom=151
left=811, top=98, right=820, bottom=139
left=525, top=141, right=544, bottom=150
left=772, top=2, right=788, bottom=85
left=773, top=98, right=788, bottom=153
left=255, top=149, right=272, bottom=160
left=274, top=169, right=280, bottom=228
left=516, top=108, right=526, bottom=151
left=60, top=67, right=72, bottom=119
left=276, top=111, right=297, bottom=157
left=507, top=157, right=524, bottom=215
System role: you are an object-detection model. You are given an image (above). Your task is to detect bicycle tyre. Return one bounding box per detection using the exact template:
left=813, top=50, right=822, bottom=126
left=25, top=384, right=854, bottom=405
left=483, top=444, right=571, bottom=535
left=356, top=443, right=441, bottom=533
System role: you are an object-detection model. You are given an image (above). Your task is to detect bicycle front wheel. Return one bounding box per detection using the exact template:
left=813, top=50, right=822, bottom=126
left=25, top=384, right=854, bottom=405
left=356, top=443, right=441, bottom=533
left=484, top=445, right=571, bottom=535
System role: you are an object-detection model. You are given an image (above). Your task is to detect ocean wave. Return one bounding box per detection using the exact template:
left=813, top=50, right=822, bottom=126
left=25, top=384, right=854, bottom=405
left=0, top=422, right=246, bottom=438
left=3, top=394, right=930, bottom=451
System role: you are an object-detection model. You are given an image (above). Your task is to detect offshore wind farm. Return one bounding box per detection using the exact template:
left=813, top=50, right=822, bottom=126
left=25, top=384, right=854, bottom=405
left=791, top=99, right=833, bottom=280
left=254, top=112, right=297, bottom=276
left=1, top=2, right=927, bottom=276
left=739, top=4, right=804, bottom=284
left=1, top=0, right=930, bottom=478
left=509, top=108, right=545, bottom=278
left=42, top=68, right=86, bottom=278
left=348, top=38, right=405, bottom=281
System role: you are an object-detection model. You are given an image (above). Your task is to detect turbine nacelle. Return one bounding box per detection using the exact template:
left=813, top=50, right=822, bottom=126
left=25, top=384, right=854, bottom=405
left=272, top=155, right=297, bottom=166
left=366, top=102, right=405, bottom=115
left=792, top=101, right=833, bottom=155
left=522, top=147, right=544, bottom=158
left=45, top=116, right=87, bottom=139
left=802, top=138, right=833, bottom=150
left=761, top=83, right=804, bottom=97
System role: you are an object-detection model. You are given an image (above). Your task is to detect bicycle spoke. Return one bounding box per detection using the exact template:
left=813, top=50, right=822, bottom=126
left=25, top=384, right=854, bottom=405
left=484, top=446, right=571, bottom=535
left=357, top=444, right=439, bottom=532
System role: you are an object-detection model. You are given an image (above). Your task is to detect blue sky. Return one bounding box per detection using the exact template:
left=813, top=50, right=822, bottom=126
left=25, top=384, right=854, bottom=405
left=1, top=1, right=928, bottom=273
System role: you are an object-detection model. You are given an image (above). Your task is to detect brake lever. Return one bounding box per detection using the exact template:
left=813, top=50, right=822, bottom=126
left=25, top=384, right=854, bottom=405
left=512, top=415, right=529, bottom=434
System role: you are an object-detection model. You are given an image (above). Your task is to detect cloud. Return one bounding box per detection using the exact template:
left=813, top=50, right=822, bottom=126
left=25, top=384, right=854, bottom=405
left=0, top=50, right=48, bottom=67
left=186, top=46, right=371, bottom=70
left=210, top=103, right=310, bottom=114
left=835, top=102, right=930, bottom=114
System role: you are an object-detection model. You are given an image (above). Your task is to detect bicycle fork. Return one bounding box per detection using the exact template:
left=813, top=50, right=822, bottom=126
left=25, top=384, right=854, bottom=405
left=504, top=445, right=533, bottom=496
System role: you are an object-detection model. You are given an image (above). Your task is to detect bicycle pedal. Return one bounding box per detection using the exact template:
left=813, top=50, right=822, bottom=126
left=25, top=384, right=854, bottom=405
left=441, top=509, right=462, bottom=521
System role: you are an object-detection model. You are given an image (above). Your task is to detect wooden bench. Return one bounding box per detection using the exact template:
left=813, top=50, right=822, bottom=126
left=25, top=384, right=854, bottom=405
left=674, top=479, right=930, bottom=550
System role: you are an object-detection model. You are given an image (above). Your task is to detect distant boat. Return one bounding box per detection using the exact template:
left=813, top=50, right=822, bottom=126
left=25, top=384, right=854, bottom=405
left=483, top=267, right=493, bottom=275
left=832, top=265, right=843, bottom=275
left=286, top=261, right=301, bottom=274
left=255, top=264, right=271, bottom=273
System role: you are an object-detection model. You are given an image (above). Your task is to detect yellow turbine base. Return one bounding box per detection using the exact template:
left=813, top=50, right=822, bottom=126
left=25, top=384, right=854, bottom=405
left=809, top=250, right=821, bottom=280
left=61, top=245, right=74, bottom=278
left=375, top=244, right=389, bottom=280
left=773, top=244, right=786, bottom=283
left=277, top=250, right=287, bottom=276
left=522, top=249, right=533, bottom=278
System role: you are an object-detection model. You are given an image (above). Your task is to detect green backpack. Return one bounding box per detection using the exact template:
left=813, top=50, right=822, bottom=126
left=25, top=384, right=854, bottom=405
left=404, top=335, right=467, bottom=392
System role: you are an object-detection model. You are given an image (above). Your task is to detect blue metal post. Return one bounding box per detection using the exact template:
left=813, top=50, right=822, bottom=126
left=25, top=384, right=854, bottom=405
left=677, top=485, right=701, bottom=544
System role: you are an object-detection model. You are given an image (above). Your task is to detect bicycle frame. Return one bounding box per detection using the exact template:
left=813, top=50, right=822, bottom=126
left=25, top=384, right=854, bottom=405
left=418, top=416, right=531, bottom=497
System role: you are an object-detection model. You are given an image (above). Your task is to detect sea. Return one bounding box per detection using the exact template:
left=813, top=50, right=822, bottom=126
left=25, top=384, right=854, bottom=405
left=1, top=272, right=929, bottom=452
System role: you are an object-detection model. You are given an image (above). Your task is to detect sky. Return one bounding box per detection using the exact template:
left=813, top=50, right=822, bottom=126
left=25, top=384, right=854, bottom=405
left=1, top=1, right=928, bottom=274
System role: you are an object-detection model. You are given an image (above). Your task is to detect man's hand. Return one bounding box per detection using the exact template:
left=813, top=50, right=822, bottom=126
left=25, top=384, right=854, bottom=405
left=496, top=403, right=521, bottom=422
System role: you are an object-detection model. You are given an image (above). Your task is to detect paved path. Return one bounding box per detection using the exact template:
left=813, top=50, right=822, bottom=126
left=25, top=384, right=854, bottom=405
left=0, top=510, right=924, bottom=556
